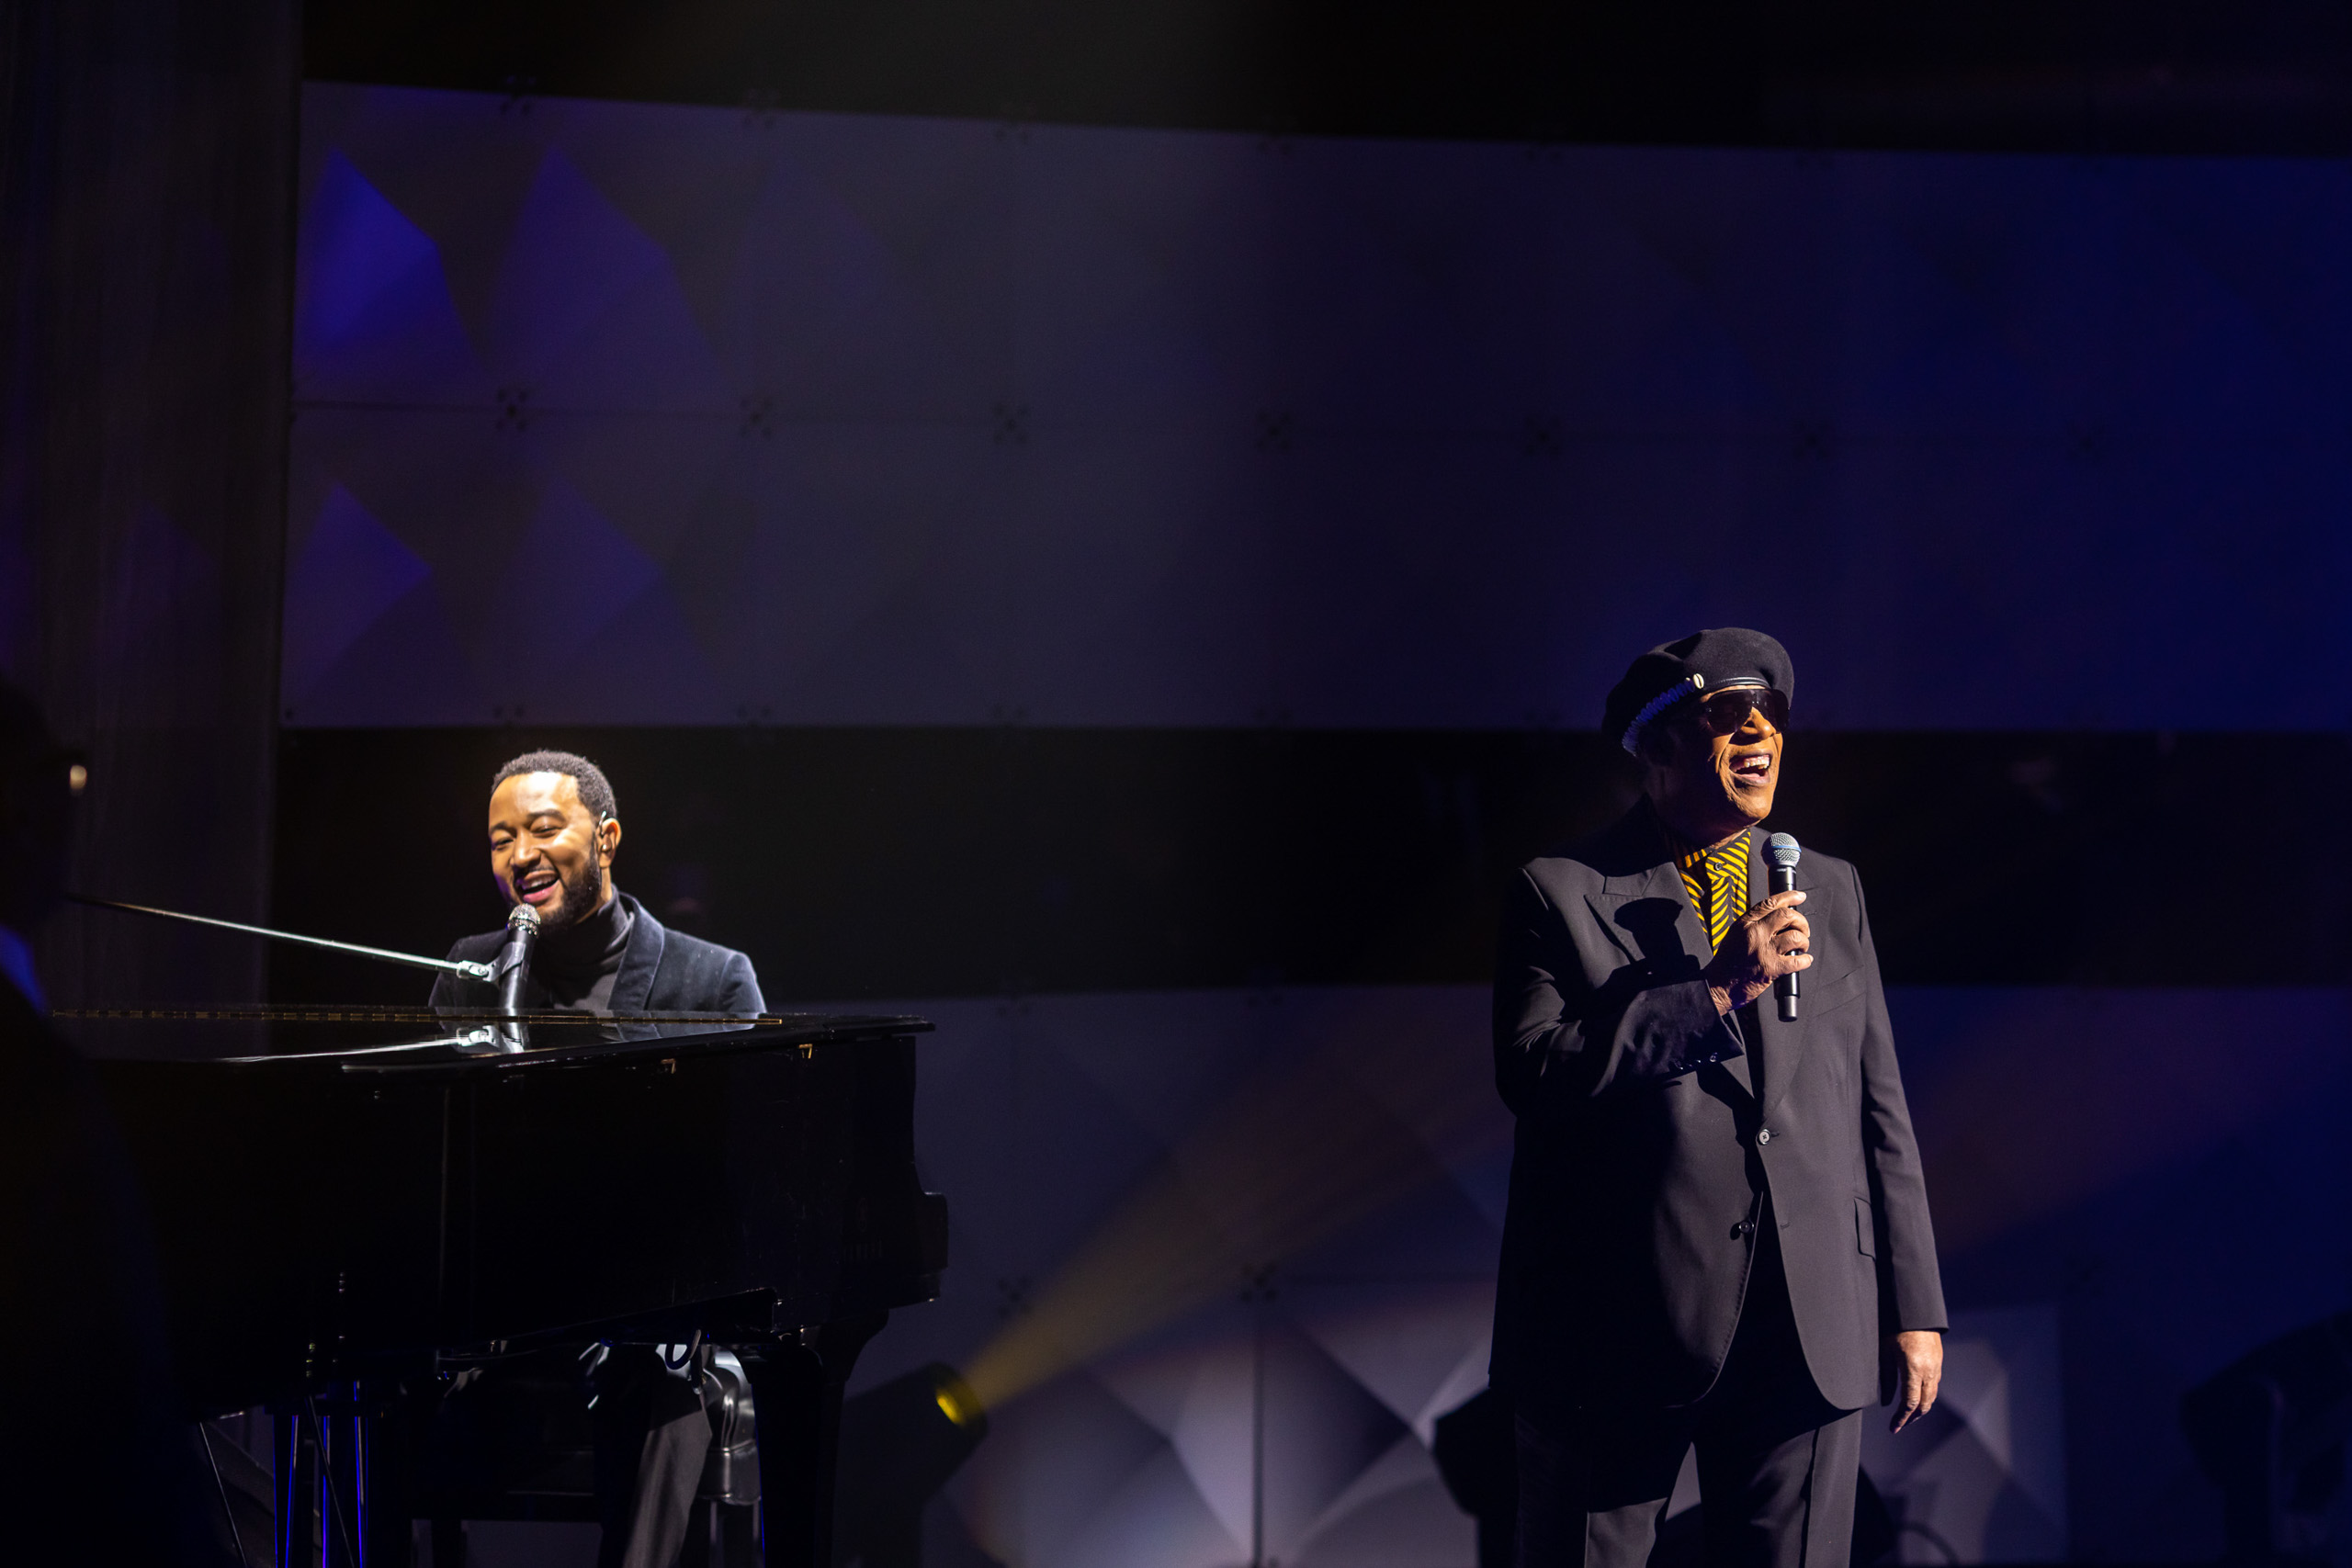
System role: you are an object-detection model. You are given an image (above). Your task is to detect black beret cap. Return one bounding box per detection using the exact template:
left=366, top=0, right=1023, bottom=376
left=1603, top=627, right=1794, bottom=756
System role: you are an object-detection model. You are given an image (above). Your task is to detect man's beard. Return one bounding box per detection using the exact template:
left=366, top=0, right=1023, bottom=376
left=541, top=855, right=607, bottom=932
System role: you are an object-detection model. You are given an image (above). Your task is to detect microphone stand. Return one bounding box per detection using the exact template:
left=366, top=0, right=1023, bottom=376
left=66, top=894, right=499, bottom=982
left=63, top=896, right=720, bottom=1057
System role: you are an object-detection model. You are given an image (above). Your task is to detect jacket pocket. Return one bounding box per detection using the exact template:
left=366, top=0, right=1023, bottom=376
left=1855, top=1195, right=1877, bottom=1258
left=1808, top=968, right=1865, bottom=1019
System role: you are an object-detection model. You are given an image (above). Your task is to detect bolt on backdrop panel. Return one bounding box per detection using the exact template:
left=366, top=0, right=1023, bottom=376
left=290, top=84, right=2352, bottom=733
left=288, top=83, right=2352, bottom=1566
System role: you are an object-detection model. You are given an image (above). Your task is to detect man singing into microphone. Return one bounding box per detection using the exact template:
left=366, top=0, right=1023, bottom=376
left=1491, top=628, right=1944, bottom=1568
left=429, top=750, right=763, bottom=1568
left=428, top=750, right=760, bottom=1018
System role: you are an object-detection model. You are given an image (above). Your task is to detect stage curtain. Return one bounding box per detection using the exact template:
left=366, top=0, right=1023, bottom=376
left=0, top=0, right=299, bottom=1009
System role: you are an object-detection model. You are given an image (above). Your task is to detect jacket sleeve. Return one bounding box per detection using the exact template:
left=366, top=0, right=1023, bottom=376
left=1851, top=863, right=1948, bottom=1336
left=718, top=953, right=766, bottom=1016
left=1492, top=867, right=1744, bottom=1121
left=427, top=942, right=467, bottom=1009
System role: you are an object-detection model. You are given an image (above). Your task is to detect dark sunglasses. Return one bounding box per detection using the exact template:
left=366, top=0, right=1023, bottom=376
left=1677, top=686, right=1787, bottom=737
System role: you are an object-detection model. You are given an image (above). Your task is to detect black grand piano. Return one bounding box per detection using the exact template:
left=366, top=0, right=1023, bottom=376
left=64, top=1005, right=946, bottom=1568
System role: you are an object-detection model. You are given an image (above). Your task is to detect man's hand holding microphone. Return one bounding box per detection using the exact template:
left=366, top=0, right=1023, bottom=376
left=1703, top=891, right=1811, bottom=1017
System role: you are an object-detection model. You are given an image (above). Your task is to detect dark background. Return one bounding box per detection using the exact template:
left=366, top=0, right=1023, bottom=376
left=271, top=0, right=2352, bottom=998
left=304, top=0, right=2352, bottom=153
left=6, top=1, right=2350, bottom=1562
left=273, top=727, right=2348, bottom=1004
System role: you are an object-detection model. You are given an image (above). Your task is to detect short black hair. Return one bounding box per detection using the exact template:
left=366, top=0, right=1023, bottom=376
left=492, top=750, right=617, bottom=823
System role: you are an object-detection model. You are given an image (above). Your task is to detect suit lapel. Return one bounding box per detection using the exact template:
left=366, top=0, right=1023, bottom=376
left=1589, top=808, right=1755, bottom=1101
left=607, top=894, right=665, bottom=1014
left=1665, top=853, right=1755, bottom=1100
left=1655, top=858, right=1718, bottom=987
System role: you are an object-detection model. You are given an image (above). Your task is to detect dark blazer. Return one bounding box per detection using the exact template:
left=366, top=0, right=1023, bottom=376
left=427, top=894, right=766, bottom=1015
left=1490, top=802, right=1944, bottom=1418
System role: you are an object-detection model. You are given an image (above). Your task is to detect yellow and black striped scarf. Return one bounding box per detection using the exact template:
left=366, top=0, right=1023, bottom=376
left=1665, top=826, right=1751, bottom=953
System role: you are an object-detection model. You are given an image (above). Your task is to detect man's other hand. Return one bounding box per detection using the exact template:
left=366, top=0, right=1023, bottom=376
left=1887, top=1330, right=1943, bottom=1432
left=1703, top=890, right=1812, bottom=1013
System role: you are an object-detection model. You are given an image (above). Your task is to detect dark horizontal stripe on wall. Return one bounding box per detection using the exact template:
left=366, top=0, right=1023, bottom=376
left=305, top=0, right=2352, bottom=155
left=268, top=727, right=2348, bottom=1005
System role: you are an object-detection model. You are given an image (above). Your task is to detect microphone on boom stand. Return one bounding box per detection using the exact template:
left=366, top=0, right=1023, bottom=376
left=498, top=902, right=541, bottom=1017
left=491, top=902, right=541, bottom=1053
left=1766, top=833, right=1800, bottom=1022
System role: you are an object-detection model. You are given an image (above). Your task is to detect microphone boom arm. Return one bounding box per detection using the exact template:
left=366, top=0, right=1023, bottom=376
left=67, top=894, right=497, bottom=981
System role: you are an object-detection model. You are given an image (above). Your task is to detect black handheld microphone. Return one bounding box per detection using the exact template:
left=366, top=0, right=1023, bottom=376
left=1766, top=832, right=1801, bottom=1022
left=497, top=901, right=541, bottom=1016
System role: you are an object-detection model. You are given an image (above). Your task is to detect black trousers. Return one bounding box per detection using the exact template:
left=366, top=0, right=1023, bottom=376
left=432, top=1345, right=712, bottom=1568
left=588, top=1347, right=716, bottom=1568
left=1514, top=1217, right=1861, bottom=1568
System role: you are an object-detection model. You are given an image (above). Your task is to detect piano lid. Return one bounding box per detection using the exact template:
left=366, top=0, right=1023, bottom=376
left=55, top=1006, right=932, bottom=1072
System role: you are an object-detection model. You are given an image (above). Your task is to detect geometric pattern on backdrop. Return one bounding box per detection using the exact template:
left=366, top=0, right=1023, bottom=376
left=842, top=986, right=2094, bottom=1568
left=1857, top=1305, right=2069, bottom=1564
left=855, top=986, right=1510, bottom=1567
left=850, top=982, right=2352, bottom=1566
left=1655, top=1304, right=2067, bottom=1563
left=291, top=84, right=2352, bottom=731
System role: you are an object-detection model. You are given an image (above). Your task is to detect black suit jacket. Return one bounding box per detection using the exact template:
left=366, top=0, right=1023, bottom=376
left=427, top=894, right=766, bottom=1015
left=1489, top=802, right=1944, bottom=1417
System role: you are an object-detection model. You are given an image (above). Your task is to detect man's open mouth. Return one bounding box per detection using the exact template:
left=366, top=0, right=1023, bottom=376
left=517, top=871, right=560, bottom=906
left=1729, top=751, right=1772, bottom=783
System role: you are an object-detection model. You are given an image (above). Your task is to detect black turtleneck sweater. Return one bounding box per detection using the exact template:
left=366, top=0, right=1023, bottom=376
left=532, top=894, right=633, bottom=1012
left=433, top=894, right=763, bottom=1017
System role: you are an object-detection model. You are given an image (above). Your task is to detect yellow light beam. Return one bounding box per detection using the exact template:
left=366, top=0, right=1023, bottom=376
left=965, top=994, right=1507, bottom=1411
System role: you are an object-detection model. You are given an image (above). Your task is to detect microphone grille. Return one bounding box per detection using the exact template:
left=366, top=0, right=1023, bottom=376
left=1766, top=832, right=1801, bottom=869
left=507, top=902, right=542, bottom=931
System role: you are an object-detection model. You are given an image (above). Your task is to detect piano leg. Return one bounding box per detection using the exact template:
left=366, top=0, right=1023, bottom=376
left=275, top=1401, right=399, bottom=1568
left=274, top=1408, right=319, bottom=1568
left=328, top=1407, right=363, bottom=1568
left=355, top=1419, right=416, bottom=1561
left=356, top=1391, right=421, bottom=1568
left=739, top=1312, right=889, bottom=1568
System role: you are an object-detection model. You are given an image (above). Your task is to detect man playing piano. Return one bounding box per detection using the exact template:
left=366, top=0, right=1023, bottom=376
left=428, top=750, right=764, bottom=1568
